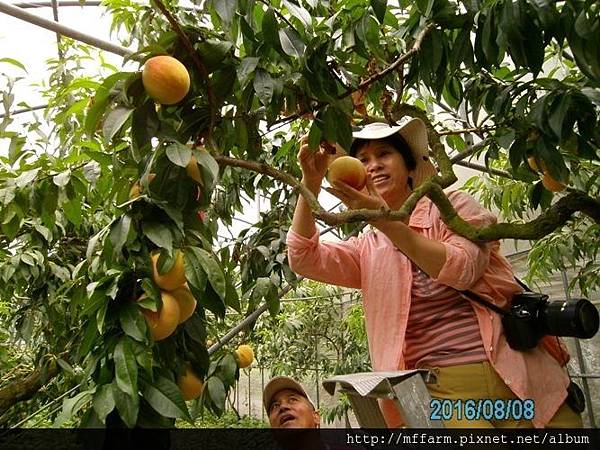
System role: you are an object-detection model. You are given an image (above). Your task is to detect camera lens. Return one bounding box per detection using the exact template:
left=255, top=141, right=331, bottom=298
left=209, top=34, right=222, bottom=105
left=542, top=299, right=600, bottom=338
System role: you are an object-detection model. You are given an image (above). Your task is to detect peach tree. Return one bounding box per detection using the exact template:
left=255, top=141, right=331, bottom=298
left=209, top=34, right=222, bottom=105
left=0, top=0, right=599, bottom=427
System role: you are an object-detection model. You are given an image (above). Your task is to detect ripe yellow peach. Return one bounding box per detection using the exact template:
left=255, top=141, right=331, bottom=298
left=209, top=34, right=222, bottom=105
left=142, top=56, right=190, bottom=105
left=235, top=344, right=254, bottom=369
left=151, top=250, right=187, bottom=291
left=327, top=156, right=367, bottom=190
left=140, top=291, right=181, bottom=341
left=177, top=363, right=204, bottom=400
left=171, top=284, right=197, bottom=323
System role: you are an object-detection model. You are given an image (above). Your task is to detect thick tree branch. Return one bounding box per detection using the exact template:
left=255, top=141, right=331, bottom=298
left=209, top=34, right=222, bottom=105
left=428, top=186, right=600, bottom=242
left=214, top=152, right=600, bottom=242
left=0, top=358, right=60, bottom=418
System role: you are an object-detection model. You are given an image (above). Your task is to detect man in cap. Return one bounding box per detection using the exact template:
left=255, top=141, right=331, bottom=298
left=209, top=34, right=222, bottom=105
left=263, top=376, right=320, bottom=429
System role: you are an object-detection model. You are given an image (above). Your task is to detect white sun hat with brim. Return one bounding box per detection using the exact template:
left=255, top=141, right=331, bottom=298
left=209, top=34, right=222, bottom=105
left=263, top=376, right=316, bottom=413
left=350, top=117, right=438, bottom=188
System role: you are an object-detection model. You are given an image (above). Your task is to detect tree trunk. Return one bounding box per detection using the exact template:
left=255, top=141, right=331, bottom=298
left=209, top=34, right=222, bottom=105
left=0, top=359, right=59, bottom=419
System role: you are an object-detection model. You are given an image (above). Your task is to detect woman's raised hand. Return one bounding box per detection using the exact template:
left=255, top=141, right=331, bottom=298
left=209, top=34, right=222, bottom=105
left=298, top=134, right=330, bottom=189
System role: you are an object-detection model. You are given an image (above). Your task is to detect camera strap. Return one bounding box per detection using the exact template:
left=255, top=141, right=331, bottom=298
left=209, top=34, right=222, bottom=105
left=460, top=290, right=509, bottom=316
left=460, top=276, right=533, bottom=316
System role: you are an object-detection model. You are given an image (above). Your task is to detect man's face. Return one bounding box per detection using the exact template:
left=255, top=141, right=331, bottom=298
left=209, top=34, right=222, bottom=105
left=268, top=389, right=320, bottom=428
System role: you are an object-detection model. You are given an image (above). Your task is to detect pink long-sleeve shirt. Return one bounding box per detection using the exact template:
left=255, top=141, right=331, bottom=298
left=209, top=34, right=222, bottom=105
left=287, top=191, right=570, bottom=428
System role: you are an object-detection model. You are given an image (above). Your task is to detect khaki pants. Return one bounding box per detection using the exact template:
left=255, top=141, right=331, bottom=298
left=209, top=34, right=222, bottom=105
left=424, top=361, right=582, bottom=428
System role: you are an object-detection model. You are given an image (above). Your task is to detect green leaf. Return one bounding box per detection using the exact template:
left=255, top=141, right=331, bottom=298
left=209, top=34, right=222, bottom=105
left=62, top=197, right=83, bottom=227
left=119, top=302, right=147, bottom=342
left=209, top=68, right=234, bottom=107
left=218, top=353, right=238, bottom=386
left=237, top=57, right=260, bottom=88
left=55, top=391, right=93, bottom=426
left=14, top=168, right=40, bottom=188
left=85, top=72, right=130, bottom=137
left=574, top=9, right=593, bottom=39
left=184, top=248, right=208, bottom=293
left=53, top=170, right=70, bottom=187
left=548, top=94, right=571, bottom=140
left=508, top=136, right=526, bottom=171
left=184, top=312, right=207, bottom=344
left=225, top=276, right=241, bottom=313
left=416, top=0, right=434, bottom=16
left=189, top=248, right=226, bottom=301
left=252, top=277, right=272, bottom=302
left=112, top=381, right=139, bottom=428
left=581, top=88, right=600, bottom=107
left=262, top=8, right=280, bottom=50
left=93, top=384, right=116, bottom=424
left=196, top=39, right=234, bottom=73
left=142, top=376, right=191, bottom=420
left=109, top=214, right=132, bottom=259
left=212, top=0, right=237, bottom=26
left=307, top=120, right=322, bottom=150
left=319, top=106, right=352, bottom=152
left=481, top=8, right=499, bottom=64
left=279, top=28, right=306, bottom=58
left=132, top=100, right=159, bottom=161
left=41, top=182, right=59, bottom=228
left=166, top=141, right=192, bottom=168
left=199, top=283, right=226, bottom=318
left=0, top=57, right=28, bottom=72
left=370, top=0, right=387, bottom=23
left=142, top=222, right=173, bottom=252
left=253, top=69, right=274, bottom=105
left=115, top=337, right=138, bottom=397
left=206, top=377, right=226, bottom=413
left=102, top=106, right=134, bottom=142
left=529, top=180, right=544, bottom=210
left=194, top=149, right=220, bottom=188
left=78, top=317, right=98, bottom=359
left=282, top=0, right=311, bottom=30
left=87, top=222, right=111, bottom=261
left=451, top=26, right=474, bottom=70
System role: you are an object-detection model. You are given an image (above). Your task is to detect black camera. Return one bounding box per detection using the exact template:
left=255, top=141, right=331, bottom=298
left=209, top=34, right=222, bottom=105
left=502, top=292, right=600, bottom=351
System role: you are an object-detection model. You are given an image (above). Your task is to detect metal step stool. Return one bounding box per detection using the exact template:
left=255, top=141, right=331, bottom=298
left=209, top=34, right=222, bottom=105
left=323, top=370, right=444, bottom=428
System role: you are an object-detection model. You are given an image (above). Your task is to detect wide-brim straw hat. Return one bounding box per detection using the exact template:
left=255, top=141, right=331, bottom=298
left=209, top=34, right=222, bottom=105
left=350, top=118, right=438, bottom=188
left=263, top=376, right=316, bottom=413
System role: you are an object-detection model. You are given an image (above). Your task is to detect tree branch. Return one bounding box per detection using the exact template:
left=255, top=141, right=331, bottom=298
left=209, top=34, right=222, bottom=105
left=213, top=155, right=327, bottom=217
left=438, top=126, right=496, bottom=136
left=269, top=24, right=435, bottom=127
left=449, top=139, right=490, bottom=163
left=428, top=186, right=600, bottom=242
left=0, top=357, right=60, bottom=419
left=257, top=0, right=297, bottom=32
left=342, top=24, right=435, bottom=97
left=213, top=137, right=600, bottom=243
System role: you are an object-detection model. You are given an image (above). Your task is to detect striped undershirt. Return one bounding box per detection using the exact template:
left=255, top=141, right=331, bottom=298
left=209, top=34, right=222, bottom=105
left=403, top=262, right=488, bottom=369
